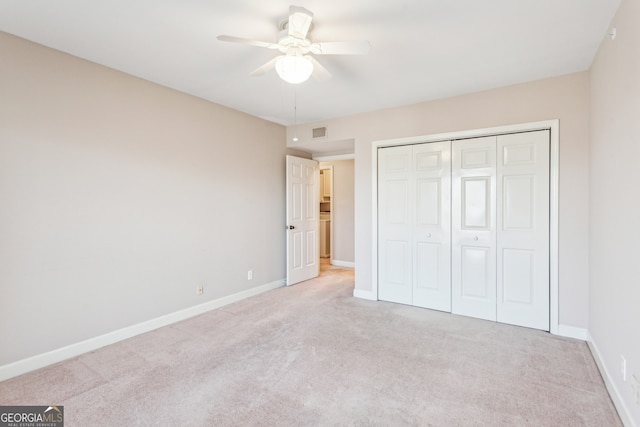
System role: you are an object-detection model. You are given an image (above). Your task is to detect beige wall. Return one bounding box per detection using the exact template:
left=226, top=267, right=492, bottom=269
left=589, top=0, right=640, bottom=423
left=319, top=160, right=354, bottom=264
left=290, top=72, right=591, bottom=329
left=0, top=32, right=288, bottom=366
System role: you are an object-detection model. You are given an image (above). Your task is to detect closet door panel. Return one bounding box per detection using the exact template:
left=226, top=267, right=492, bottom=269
left=378, top=146, right=413, bottom=305
left=497, top=131, right=550, bottom=330
left=460, top=246, right=491, bottom=297
left=452, top=137, right=497, bottom=321
left=462, top=177, right=491, bottom=228
left=416, top=243, right=440, bottom=290
left=413, top=141, right=451, bottom=311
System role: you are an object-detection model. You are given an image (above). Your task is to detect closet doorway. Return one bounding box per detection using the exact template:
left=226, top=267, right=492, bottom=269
left=373, top=121, right=559, bottom=333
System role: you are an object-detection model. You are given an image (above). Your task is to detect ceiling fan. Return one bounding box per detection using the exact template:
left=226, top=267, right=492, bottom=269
left=217, top=5, right=371, bottom=84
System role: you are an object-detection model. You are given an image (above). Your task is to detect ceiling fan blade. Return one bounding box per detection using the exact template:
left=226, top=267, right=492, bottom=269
left=288, top=6, right=313, bottom=39
left=249, top=56, right=280, bottom=77
left=307, top=56, right=332, bottom=81
left=217, top=35, right=279, bottom=50
left=310, top=41, right=371, bottom=55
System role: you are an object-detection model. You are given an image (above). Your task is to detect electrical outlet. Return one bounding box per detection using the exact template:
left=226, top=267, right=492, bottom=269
left=197, top=285, right=203, bottom=295
left=247, top=270, right=253, bottom=281
left=621, top=355, right=627, bottom=381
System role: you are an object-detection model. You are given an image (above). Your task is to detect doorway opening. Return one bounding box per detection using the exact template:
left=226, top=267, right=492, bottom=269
left=317, top=158, right=355, bottom=277
left=286, top=155, right=355, bottom=286
left=319, top=166, right=332, bottom=262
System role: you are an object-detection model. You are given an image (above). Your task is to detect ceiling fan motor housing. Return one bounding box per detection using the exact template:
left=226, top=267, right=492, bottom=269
left=277, top=30, right=312, bottom=55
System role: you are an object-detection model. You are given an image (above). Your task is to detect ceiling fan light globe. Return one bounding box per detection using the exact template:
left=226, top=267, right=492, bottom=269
left=275, top=55, right=313, bottom=84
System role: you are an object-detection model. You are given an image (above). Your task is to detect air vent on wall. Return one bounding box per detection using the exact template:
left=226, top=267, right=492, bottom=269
left=312, top=126, right=327, bottom=139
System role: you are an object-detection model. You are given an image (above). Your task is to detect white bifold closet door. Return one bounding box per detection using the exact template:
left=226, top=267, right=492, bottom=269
left=378, top=141, right=452, bottom=311
left=451, top=130, right=549, bottom=329
left=379, top=130, right=550, bottom=331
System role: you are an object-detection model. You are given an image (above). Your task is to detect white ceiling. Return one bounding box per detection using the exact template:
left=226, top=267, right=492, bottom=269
left=0, top=1, right=620, bottom=126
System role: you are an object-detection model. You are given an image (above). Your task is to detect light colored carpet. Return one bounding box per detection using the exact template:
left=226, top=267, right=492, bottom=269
left=0, top=263, right=622, bottom=426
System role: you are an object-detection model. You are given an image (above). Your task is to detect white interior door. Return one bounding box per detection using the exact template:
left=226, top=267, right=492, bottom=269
left=497, top=131, right=550, bottom=330
left=413, top=142, right=451, bottom=311
left=451, top=137, right=497, bottom=321
left=286, top=155, right=319, bottom=286
left=378, top=145, right=413, bottom=304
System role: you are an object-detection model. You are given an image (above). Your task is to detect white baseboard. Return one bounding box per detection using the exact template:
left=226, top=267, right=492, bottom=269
left=353, top=289, right=377, bottom=301
left=331, top=259, right=355, bottom=268
left=587, top=332, right=637, bottom=427
left=0, top=279, right=285, bottom=382
left=557, top=324, right=588, bottom=340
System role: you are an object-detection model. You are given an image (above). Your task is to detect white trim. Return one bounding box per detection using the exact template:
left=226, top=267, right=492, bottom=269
left=0, top=279, right=285, bottom=382
left=587, top=332, right=637, bottom=427
left=368, top=120, right=560, bottom=334
left=549, top=123, right=560, bottom=335
left=370, top=140, right=380, bottom=300
left=353, top=289, right=377, bottom=301
left=557, top=325, right=588, bottom=341
left=313, top=153, right=355, bottom=162
left=331, top=260, right=355, bottom=268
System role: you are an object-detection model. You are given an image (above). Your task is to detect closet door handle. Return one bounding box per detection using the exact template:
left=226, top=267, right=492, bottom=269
left=287, top=225, right=295, bottom=230
left=474, top=236, right=479, bottom=241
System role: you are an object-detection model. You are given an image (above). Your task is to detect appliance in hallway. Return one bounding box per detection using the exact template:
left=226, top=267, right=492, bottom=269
left=320, top=212, right=330, bottom=258
left=320, top=168, right=331, bottom=258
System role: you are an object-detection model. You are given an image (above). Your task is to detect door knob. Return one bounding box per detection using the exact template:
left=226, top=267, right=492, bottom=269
left=287, top=225, right=295, bottom=230
left=426, top=233, right=432, bottom=238
left=474, top=236, right=479, bottom=241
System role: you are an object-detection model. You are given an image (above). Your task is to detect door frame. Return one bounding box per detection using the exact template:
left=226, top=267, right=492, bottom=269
left=319, top=165, right=334, bottom=262
left=314, top=153, right=356, bottom=269
left=370, top=120, right=560, bottom=334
